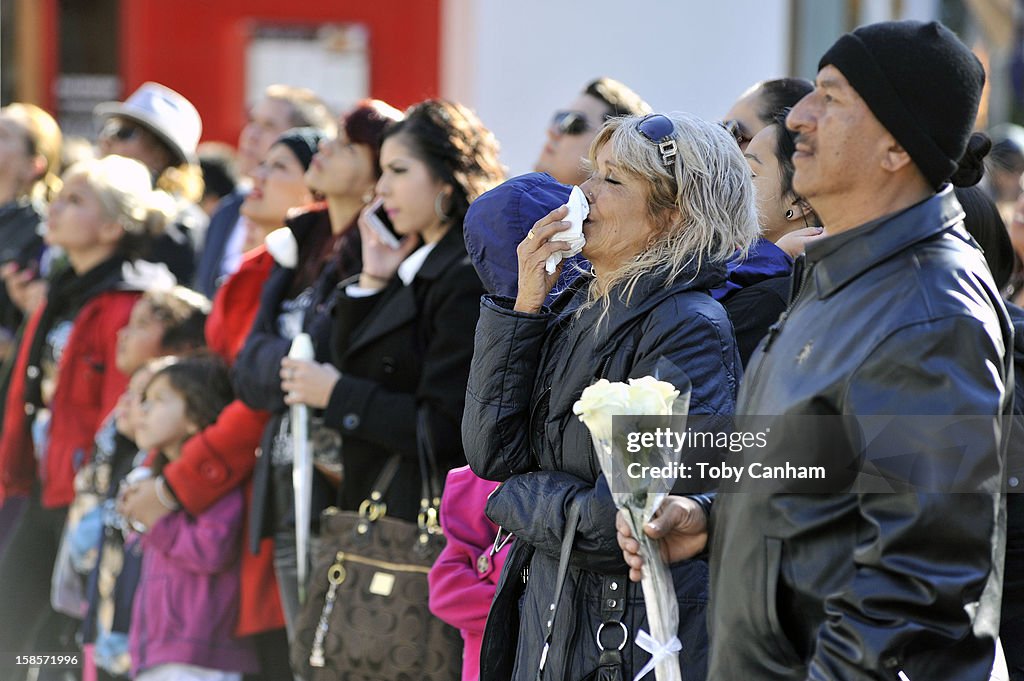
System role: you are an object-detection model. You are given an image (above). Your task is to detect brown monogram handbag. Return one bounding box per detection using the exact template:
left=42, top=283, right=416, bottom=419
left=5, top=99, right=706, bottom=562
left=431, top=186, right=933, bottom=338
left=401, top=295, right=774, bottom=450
left=290, top=410, right=463, bottom=681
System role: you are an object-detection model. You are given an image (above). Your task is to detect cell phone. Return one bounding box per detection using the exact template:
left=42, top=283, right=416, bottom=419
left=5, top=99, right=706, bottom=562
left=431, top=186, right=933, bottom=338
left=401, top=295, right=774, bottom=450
left=365, top=198, right=402, bottom=249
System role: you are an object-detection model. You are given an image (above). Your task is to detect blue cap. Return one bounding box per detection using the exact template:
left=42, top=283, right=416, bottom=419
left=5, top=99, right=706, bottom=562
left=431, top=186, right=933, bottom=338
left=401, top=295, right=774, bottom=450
left=464, top=172, right=589, bottom=302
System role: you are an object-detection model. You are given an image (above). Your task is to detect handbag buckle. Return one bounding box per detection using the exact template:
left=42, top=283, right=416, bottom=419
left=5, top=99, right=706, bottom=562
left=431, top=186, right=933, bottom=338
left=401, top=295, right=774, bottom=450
left=358, top=497, right=387, bottom=523
left=417, top=499, right=441, bottom=535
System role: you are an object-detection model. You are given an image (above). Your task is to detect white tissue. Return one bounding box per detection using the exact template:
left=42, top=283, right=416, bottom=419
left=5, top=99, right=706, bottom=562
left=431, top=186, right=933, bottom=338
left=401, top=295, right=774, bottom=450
left=265, top=227, right=298, bottom=269
left=545, top=185, right=589, bottom=275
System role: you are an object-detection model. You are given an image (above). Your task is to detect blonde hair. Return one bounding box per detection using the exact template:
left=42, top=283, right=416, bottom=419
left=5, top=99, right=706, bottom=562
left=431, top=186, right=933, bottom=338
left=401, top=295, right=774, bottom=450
left=156, top=162, right=204, bottom=204
left=63, top=155, right=176, bottom=256
left=584, top=112, right=759, bottom=310
left=2, top=103, right=63, bottom=203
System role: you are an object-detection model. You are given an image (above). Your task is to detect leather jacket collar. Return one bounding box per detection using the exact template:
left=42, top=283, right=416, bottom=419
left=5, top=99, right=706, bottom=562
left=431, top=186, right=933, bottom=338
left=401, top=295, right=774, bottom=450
left=806, top=185, right=966, bottom=299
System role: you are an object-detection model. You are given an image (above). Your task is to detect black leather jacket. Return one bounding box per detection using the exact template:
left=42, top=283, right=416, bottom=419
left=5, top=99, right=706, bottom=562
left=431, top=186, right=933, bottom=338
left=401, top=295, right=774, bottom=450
left=709, top=187, right=1013, bottom=680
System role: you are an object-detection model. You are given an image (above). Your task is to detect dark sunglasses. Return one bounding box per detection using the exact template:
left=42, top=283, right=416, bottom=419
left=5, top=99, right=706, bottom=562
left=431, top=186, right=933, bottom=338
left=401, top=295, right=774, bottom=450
left=101, top=121, right=142, bottom=142
left=637, top=114, right=678, bottom=167
left=552, top=111, right=591, bottom=136
left=720, top=119, right=752, bottom=147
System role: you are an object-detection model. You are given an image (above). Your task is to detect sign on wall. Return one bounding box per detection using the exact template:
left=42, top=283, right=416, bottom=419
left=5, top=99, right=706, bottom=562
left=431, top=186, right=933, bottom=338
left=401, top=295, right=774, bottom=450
left=247, top=24, right=369, bottom=115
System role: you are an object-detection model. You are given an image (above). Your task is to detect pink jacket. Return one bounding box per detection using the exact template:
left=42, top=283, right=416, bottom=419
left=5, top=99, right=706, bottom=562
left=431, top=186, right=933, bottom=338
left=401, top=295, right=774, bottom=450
left=428, top=466, right=512, bottom=681
left=129, top=487, right=259, bottom=677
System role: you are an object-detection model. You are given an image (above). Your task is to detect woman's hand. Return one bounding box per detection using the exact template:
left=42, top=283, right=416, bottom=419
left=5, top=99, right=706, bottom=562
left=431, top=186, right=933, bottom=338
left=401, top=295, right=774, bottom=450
left=2, top=263, right=47, bottom=315
left=281, top=357, right=340, bottom=409
left=775, top=225, right=825, bottom=259
left=616, top=495, right=708, bottom=582
left=356, top=205, right=420, bottom=289
left=513, top=205, right=572, bottom=314
left=118, top=478, right=172, bottom=530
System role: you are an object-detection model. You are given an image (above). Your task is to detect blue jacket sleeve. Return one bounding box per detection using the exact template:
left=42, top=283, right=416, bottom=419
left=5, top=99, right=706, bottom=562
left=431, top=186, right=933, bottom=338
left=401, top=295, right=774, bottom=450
left=462, top=296, right=551, bottom=481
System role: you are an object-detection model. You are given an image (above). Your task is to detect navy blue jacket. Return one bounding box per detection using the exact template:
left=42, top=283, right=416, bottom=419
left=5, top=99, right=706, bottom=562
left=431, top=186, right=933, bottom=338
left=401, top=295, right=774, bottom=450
left=194, top=190, right=245, bottom=298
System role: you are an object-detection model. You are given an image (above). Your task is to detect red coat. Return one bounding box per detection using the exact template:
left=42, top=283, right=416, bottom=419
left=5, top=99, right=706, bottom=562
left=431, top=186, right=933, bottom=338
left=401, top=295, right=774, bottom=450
left=0, top=290, right=139, bottom=508
left=161, top=246, right=284, bottom=636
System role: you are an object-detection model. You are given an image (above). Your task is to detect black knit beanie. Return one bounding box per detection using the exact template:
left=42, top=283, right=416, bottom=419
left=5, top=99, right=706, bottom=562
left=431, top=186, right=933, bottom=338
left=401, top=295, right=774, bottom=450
left=818, top=20, right=985, bottom=190
left=274, top=127, right=325, bottom=172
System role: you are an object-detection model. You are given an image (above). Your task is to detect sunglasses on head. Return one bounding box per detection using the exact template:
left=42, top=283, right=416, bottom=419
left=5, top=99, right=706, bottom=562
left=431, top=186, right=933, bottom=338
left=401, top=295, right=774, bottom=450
left=637, top=114, right=677, bottom=167
left=101, top=121, right=142, bottom=142
left=720, top=119, right=752, bottom=147
left=552, top=111, right=591, bottom=136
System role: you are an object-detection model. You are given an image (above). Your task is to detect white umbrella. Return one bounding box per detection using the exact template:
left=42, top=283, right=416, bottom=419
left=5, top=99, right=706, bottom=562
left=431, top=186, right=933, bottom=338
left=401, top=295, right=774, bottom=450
left=288, top=332, right=315, bottom=603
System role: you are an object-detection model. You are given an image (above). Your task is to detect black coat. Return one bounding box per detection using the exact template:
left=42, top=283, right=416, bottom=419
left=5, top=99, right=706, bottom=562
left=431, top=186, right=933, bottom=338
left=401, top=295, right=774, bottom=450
left=321, top=224, right=484, bottom=522
left=709, top=187, right=1013, bottom=680
left=463, top=264, right=740, bottom=681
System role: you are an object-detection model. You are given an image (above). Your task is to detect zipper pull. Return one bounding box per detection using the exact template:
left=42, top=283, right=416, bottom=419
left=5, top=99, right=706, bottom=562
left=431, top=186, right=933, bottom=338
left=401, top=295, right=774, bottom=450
left=761, top=311, right=788, bottom=353
left=309, top=551, right=346, bottom=668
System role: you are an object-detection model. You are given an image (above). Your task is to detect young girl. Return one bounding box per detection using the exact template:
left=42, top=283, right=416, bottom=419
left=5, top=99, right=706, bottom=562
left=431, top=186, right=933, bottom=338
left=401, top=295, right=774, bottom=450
left=124, top=354, right=257, bottom=681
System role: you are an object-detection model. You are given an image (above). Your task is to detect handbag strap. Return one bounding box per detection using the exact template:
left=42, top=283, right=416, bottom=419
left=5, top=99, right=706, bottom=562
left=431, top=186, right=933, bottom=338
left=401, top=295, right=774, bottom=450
left=357, top=454, right=402, bottom=522
left=416, top=406, right=444, bottom=531
left=536, top=501, right=582, bottom=680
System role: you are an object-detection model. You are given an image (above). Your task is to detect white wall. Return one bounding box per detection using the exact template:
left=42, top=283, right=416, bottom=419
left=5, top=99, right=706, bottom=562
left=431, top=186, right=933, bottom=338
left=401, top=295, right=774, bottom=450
left=443, top=0, right=790, bottom=177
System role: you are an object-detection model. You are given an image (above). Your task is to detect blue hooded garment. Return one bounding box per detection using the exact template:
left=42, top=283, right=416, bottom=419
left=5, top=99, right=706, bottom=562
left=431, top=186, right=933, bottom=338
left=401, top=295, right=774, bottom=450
left=464, top=172, right=589, bottom=305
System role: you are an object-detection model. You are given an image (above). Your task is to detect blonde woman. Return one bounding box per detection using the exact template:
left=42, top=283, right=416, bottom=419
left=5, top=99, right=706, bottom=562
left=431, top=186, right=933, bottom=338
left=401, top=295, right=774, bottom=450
left=463, top=112, right=758, bottom=681
left=0, top=155, right=173, bottom=675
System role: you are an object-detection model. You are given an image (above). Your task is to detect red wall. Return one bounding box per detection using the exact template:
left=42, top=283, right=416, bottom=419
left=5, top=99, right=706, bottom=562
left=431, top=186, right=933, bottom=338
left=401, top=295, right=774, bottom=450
left=116, top=0, right=441, bottom=145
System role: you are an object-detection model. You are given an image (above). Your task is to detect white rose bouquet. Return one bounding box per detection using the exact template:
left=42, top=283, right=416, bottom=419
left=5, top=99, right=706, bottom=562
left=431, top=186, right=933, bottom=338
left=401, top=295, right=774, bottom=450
left=573, top=375, right=690, bottom=681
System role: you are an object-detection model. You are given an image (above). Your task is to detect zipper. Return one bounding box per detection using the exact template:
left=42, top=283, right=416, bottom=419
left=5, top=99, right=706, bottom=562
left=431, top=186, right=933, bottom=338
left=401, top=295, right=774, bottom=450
left=761, top=254, right=812, bottom=355
left=330, top=550, right=432, bottom=575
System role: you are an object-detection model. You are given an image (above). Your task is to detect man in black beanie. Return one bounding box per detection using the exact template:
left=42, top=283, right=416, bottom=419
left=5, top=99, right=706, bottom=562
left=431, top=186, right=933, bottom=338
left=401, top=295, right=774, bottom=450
left=616, top=20, right=1012, bottom=680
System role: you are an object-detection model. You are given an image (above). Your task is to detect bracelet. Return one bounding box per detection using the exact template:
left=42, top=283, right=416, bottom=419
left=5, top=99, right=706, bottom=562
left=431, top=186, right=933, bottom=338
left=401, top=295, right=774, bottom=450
left=154, top=476, right=181, bottom=512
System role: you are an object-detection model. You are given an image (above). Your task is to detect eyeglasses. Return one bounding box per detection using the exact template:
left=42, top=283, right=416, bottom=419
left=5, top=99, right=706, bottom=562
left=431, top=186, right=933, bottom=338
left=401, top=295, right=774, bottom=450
left=637, top=114, right=677, bottom=167
left=101, top=121, right=142, bottom=142
left=551, top=111, right=591, bottom=136
left=720, top=119, right=752, bottom=147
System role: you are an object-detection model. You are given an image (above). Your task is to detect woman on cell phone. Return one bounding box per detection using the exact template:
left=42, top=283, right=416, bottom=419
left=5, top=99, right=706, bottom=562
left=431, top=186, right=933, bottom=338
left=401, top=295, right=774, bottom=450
left=281, top=98, right=504, bottom=525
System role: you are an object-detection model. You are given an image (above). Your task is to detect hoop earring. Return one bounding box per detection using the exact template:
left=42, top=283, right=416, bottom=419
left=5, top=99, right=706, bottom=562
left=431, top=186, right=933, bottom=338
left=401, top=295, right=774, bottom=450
left=785, top=209, right=795, bottom=220
left=434, top=191, right=452, bottom=223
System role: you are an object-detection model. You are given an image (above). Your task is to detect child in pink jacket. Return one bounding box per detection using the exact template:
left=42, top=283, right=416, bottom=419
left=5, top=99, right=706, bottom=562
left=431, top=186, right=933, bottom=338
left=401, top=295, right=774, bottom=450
left=429, top=466, right=513, bottom=681
left=120, top=355, right=257, bottom=681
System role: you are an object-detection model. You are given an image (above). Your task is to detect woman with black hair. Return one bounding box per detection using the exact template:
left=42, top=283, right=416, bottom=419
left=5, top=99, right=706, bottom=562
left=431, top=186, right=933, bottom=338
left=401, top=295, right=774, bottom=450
left=724, top=111, right=823, bottom=363
left=282, top=98, right=504, bottom=524
left=721, top=77, right=814, bottom=150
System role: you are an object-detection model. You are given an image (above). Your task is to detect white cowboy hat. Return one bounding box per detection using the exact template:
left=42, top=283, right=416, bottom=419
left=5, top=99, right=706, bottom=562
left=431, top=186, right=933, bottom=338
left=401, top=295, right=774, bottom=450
left=94, top=81, right=202, bottom=165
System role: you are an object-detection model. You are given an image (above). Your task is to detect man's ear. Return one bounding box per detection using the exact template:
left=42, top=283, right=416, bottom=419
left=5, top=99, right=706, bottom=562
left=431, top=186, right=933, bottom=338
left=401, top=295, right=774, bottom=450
left=880, top=137, right=914, bottom=174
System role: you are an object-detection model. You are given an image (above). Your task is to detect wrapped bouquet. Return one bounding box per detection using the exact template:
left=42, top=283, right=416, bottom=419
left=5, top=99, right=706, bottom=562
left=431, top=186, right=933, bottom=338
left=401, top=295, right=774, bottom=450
left=573, top=375, right=691, bottom=681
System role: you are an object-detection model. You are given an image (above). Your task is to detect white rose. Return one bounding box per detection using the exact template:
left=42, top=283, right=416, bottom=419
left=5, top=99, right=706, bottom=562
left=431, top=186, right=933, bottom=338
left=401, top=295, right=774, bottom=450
left=626, top=376, right=680, bottom=416
left=573, top=379, right=631, bottom=441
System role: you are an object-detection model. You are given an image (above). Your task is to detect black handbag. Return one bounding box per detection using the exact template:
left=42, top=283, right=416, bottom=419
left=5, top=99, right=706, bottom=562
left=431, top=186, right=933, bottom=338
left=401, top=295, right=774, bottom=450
left=290, top=408, right=463, bottom=681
